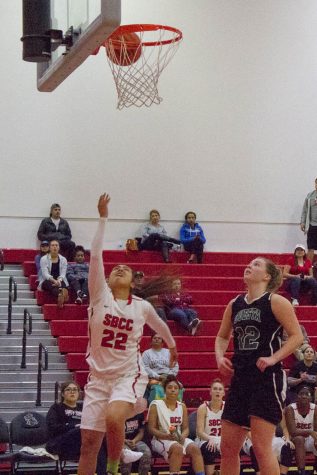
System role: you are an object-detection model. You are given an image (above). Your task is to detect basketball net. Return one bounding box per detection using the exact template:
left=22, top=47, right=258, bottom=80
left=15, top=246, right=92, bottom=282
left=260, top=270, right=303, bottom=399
left=104, top=24, right=183, bottom=109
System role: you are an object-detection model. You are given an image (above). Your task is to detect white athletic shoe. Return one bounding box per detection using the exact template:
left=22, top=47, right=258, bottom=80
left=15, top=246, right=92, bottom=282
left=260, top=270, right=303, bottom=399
left=292, top=298, right=299, bottom=306
left=121, top=448, right=143, bottom=463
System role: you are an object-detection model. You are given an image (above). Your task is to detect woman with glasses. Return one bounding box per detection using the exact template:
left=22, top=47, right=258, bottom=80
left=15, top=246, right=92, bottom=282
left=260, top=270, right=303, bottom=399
left=46, top=381, right=84, bottom=460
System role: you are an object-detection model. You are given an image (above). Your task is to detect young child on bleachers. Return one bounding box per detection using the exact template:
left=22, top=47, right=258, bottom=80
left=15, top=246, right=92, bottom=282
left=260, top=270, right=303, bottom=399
left=162, top=278, right=202, bottom=335
left=66, top=245, right=89, bottom=304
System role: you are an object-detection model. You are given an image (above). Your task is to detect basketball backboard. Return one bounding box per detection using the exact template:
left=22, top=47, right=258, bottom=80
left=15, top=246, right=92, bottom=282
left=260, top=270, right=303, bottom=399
left=33, top=0, right=121, bottom=92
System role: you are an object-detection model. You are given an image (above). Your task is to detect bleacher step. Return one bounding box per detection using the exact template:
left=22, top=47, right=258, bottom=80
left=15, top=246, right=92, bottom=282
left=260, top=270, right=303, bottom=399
left=0, top=298, right=37, bottom=305
left=0, top=362, right=67, bottom=371
left=0, top=389, right=55, bottom=402
left=0, top=353, right=65, bottom=364
left=0, top=345, right=59, bottom=353
left=0, top=371, right=72, bottom=382
left=0, top=336, right=57, bottom=346
left=0, top=305, right=42, bottom=315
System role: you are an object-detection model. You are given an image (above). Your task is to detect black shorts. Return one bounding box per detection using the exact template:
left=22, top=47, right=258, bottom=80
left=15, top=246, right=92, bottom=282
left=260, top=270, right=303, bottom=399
left=307, top=225, right=317, bottom=250
left=200, top=441, right=219, bottom=464
left=222, top=367, right=286, bottom=428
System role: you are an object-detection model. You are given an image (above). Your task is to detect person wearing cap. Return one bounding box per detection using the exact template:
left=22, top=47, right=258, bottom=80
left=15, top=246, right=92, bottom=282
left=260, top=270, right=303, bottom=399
left=34, top=240, right=50, bottom=282
left=300, top=178, right=317, bottom=263
left=283, top=244, right=317, bottom=306
left=132, top=271, right=167, bottom=322
left=37, top=203, right=75, bottom=261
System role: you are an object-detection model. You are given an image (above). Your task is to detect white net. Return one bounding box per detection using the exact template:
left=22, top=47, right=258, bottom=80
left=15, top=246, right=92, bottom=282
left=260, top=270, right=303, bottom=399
left=104, top=25, right=183, bottom=109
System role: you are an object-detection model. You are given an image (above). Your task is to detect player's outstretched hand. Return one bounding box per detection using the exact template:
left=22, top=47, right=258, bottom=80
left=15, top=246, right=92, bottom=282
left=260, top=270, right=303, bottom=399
left=98, top=193, right=111, bottom=218
left=169, top=347, right=178, bottom=368
left=256, top=355, right=277, bottom=372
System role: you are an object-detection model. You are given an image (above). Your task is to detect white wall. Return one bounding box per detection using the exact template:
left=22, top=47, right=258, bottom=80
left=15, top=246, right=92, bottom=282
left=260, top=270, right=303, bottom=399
left=1, top=1, right=316, bottom=251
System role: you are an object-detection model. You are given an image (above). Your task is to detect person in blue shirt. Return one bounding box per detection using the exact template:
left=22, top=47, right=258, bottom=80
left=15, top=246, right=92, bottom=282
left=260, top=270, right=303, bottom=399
left=180, top=212, right=206, bottom=264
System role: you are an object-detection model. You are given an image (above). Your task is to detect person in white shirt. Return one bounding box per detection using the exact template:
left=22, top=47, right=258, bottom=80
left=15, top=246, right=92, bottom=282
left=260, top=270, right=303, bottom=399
left=77, top=194, right=178, bottom=475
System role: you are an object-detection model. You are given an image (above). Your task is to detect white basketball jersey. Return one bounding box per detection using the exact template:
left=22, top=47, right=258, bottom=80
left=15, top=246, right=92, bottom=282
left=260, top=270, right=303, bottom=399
left=86, top=283, right=158, bottom=378
left=196, top=401, right=224, bottom=446
left=291, top=402, right=316, bottom=435
left=150, top=399, right=183, bottom=439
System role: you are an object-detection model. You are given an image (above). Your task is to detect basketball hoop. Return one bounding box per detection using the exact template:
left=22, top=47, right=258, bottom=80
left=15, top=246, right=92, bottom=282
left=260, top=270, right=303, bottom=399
left=100, top=24, right=183, bottom=109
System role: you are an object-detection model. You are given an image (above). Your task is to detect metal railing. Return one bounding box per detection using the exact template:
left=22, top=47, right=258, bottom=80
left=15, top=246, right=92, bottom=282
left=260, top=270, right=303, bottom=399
left=35, top=343, right=48, bottom=407
left=54, top=381, right=60, bottom=403
left=0, top=249, right=4, bottom=271
left=6, top=276, right=17, bottom=334
left=20, top=309, right=32, bottom=369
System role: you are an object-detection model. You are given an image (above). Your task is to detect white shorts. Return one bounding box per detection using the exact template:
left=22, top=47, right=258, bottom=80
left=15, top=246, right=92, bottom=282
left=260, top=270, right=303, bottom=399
left=304, top=436, right=317, bottom=456
left=81, top=372, right=148, bottom=432
left=151, top=437, right=194, bottom=461
left=243, top=437, right=287, bottom=461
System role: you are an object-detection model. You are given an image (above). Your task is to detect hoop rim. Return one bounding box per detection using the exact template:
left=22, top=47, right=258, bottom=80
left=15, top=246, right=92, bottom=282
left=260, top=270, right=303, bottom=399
left=107, top=24, right=183, bottom=47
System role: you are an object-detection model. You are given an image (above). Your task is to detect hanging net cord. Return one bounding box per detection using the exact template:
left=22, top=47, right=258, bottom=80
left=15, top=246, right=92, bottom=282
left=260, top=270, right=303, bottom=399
left=104, top=25, right=183, bottom=109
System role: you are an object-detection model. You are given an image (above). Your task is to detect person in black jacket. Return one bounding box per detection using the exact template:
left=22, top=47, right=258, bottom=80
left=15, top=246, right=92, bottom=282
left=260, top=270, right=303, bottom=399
left=37, top=203, right=75, bottom=261
left=46, top=381, right=84, bottom=459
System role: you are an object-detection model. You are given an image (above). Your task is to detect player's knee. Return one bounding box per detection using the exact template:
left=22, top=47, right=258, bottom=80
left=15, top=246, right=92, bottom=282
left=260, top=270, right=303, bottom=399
left=169, top=443, right=183, bottom=458
left=186, top=442, right=201, bottom=457
left=292, top=435, right=305, bottom=448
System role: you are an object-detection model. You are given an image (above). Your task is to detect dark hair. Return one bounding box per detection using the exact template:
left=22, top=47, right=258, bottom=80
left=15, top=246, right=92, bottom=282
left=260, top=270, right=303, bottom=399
left=149, top=209, right=160, bottom=218
left=151, top=334, right=163, bottom=341
left=60, top=381, right=80, bottom=402
left=185, top=211, right=196, bottom=220
left=75, top=245, right=85, bottom=254
left=163, top=375, right=181, bottom=391
left=257, top=257, right=283, bottom=292
left=49, top=239, right=60, bottom=246
left=49, top=203, right=61, bottom=217
left=297, top=385, right=312, bottom=397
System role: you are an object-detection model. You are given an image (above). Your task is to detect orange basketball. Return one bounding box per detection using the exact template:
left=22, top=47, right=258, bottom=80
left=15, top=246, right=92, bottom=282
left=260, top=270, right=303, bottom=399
left=106, top=32, right=142, bottom=66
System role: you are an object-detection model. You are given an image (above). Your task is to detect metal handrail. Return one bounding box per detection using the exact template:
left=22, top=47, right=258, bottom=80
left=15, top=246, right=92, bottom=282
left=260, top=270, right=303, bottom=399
left=35, top=343, right=48, bottom=407
left=6, top=276, right=17, bottom=334
left=54, top=381, right=60, bottom=403
left=20, top=309, right=32, bottom=369
left=0, top=249, right=4, bottom=271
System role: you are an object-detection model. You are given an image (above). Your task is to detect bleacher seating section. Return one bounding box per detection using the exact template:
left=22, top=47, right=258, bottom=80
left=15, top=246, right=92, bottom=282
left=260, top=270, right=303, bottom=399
left=4, top=248, right=317, bottom=473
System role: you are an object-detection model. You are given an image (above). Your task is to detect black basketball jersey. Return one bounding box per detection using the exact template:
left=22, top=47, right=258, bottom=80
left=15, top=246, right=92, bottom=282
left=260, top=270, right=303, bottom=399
left=231, top=292, right=282, bottom=372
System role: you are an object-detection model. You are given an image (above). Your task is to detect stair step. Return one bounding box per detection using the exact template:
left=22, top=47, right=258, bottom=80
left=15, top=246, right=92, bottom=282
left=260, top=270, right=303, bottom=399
left=0, top=345, right=59, bottom=353
left=0, top=269, right=24, bottom=276
left=0, top=298, right=37, bottom=305
left=0, top=306, right=42, bottom=315
left=0, top=336, right=57, bottom=345
left=0, top=371, right=72, bottom=382
left=0, top=380, right=65, bottom=389
left=0, top=353, right=65, bottom=364
left=0, top=320, right=49, bottom=331
left=0, top=283, right=29, bottom=290
left=0, top=276, right=28, bottom=283
left=0, top=362, right=67, bottom=371
left=0, top=400, right=54, bottom=408
left=0, top=388, right=55, bottom=400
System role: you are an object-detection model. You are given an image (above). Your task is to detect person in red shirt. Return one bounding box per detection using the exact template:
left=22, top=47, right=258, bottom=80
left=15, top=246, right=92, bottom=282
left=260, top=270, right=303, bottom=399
left=283, top=244, right=317, bottom=306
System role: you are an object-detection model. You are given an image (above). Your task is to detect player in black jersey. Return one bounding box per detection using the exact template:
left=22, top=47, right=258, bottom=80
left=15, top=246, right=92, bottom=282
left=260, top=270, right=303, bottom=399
left=215, top=257, right=303, bottom=475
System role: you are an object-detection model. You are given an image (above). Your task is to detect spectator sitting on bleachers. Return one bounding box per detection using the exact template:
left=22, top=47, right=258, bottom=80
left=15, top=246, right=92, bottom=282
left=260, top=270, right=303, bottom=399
left=138, top=209, right=181, bottom=263
left=37, top=203, right=75, bottom=261
left=180, top=211, right=206, bottom=264
left=34, top=240, right=49, bottom=282
left=195, top=379, right=225, bottom=475
left=282, top=323, right=311, bottom=361
left=142, top=334, right=182, bottom=405
left=46, top=381, right=141, bottom=475
left=38, top=239, right=69, bottom=308
left=148, top=375, right=204, bottom=475
left=243, top=411, right=293, bottom=475
left=66, top=245, right=89, bottom=305
left=283, top=243, right=317, bottom=306
left=285, top=385, right=317, bottom=475
left=162, top=278, right=202, bottom=335
left=287, top=345, right=317, bottom=404
left=120, top=412, right=151, bottom=475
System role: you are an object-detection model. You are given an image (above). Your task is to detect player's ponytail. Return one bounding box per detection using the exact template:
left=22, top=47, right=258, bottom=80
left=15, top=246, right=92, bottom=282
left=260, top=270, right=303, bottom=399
left=262, top=258, right=283, bottom=292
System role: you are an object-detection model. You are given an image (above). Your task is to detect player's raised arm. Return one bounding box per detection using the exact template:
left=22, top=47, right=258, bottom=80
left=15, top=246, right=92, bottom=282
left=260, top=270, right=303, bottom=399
left=89, top=193, right=111, bottom=305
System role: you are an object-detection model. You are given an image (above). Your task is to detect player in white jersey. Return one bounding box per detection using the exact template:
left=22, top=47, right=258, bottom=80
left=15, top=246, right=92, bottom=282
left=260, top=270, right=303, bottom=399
left=148, top=376, right=204, bottom=475
left=77, top=194, right=178, bottom=475
left=195, top=379, right=225, bottom=475
left=285, top=386, right=317, bottom=475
